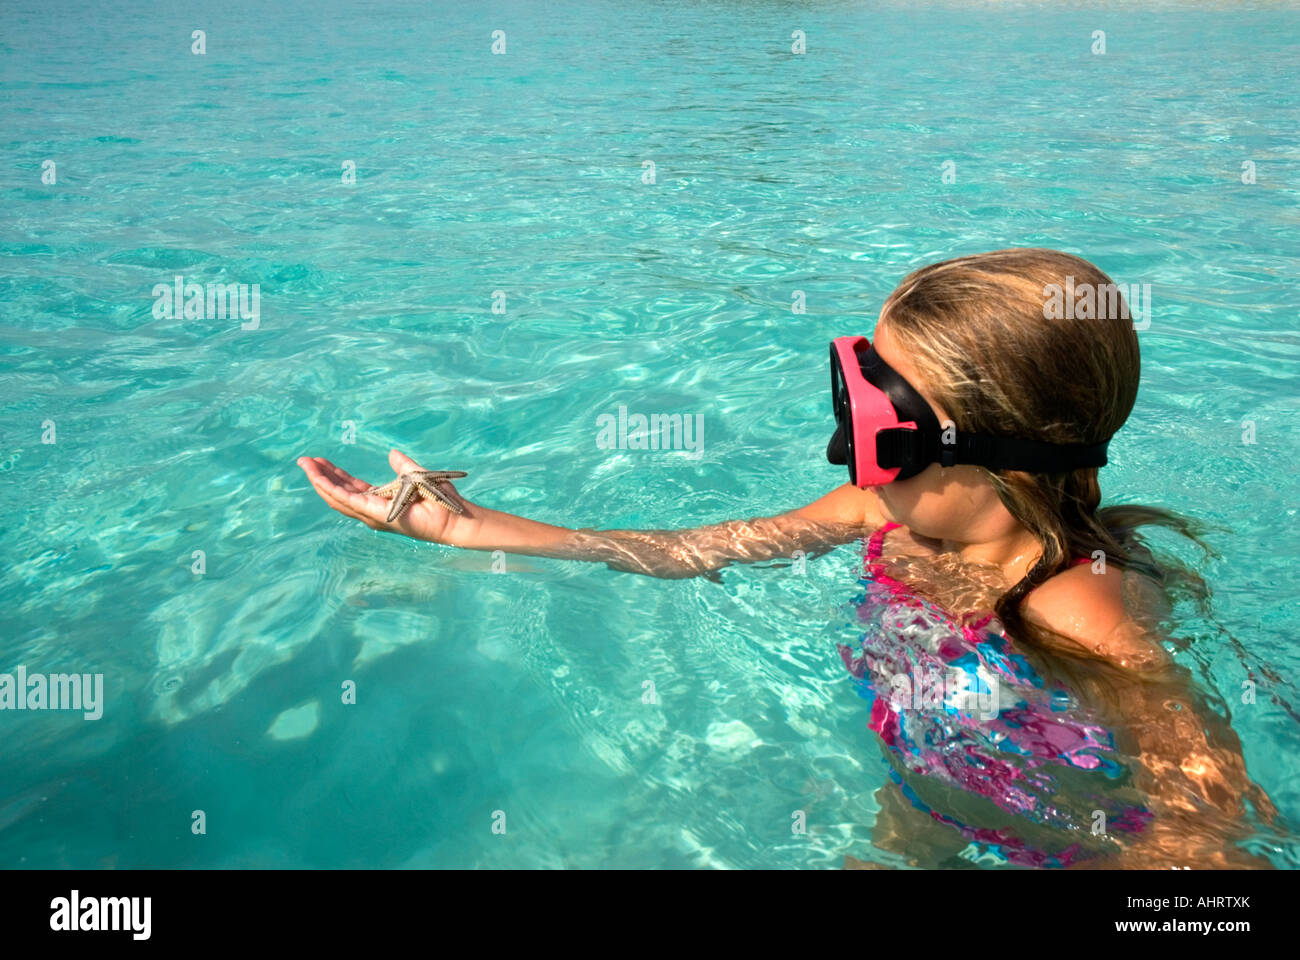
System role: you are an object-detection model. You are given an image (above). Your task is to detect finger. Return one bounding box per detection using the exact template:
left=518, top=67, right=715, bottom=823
left=310, top=457, right=374, bottom=495
left=323, top=484, right=388, bottom=529
left=389, top=448, right=424, bottom=474
left=301, top=466, right=362, bottom=518
left=298, top=457, right=343, bottom=497
left=318, top=487, right=381, bottom=529
left=301, top=460, right=389, bottom=524
left=324, top=480, right=392, bottom=525
left=300, top=457, right=372, bottom=499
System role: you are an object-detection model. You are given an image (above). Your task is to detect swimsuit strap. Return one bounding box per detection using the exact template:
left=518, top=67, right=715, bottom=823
left=865, top=521, right=902, bottom=561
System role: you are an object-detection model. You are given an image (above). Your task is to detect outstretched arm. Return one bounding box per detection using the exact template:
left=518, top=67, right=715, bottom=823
left=298, top=449, right=881, bottom=579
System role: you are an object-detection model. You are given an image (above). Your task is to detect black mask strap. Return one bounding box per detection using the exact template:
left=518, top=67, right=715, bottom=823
left=876, top=427, right=1109, bottom=474
left=860, top=347, right=1110, bottom=478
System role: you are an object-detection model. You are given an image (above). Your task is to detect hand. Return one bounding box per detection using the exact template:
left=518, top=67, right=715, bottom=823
left=298, top=449, right=479, bottom=544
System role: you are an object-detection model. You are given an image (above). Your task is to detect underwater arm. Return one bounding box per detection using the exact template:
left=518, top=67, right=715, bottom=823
left=299, top=452, right=876, bottom=579
left=552, top=482, right=880, bottom=578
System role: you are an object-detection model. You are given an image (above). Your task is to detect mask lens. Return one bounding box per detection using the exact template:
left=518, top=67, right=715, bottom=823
left=827, top=344, right=857, bottom=484
left=829, top=349, right=846, bottom=422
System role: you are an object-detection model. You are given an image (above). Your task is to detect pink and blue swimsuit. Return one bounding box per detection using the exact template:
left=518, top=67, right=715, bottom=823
left=838, top=522, right=1152, bottom=867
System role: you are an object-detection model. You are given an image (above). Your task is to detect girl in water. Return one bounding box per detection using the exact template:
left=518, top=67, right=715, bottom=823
left=299, top=248, right=1276, bottom=869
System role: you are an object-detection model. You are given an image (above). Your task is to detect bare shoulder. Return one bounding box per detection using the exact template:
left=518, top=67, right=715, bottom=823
left=1021, top=562, right=1172, bottom=671
left=788, top=483, right=885, bottom=531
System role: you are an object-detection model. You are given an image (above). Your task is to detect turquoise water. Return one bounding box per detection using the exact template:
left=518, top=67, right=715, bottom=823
left=2, top=0, right=1299, bottom=868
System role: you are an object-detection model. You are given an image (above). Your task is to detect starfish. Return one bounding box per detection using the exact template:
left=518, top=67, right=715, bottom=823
left=368, top=470, right=468, bottom=522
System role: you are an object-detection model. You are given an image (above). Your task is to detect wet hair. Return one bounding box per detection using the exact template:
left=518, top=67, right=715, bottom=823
left=878, top=247, right=1210, bottom=655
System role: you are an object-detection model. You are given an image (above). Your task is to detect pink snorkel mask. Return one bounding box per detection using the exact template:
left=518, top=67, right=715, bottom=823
left=827, top=335, right=1110, bottom=487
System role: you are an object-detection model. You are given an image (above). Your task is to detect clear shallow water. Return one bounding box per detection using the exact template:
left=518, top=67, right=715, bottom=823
left=1, top=0, right=1298, bottom=868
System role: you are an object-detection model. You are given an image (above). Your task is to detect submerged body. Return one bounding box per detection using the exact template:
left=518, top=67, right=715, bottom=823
left=842, top=520, right=1275, bottom=869
left=843, top=522, right=1150, bottom=867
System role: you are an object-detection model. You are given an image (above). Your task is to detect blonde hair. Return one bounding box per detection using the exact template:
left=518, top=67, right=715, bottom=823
left=879, top=248, right=1209, bottom=653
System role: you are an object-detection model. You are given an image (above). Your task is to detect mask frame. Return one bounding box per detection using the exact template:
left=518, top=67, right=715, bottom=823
left=826, top=335, right=1110, bottom=487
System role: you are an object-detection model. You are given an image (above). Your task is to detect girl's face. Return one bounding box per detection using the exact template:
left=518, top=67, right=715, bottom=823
left=868, top=323, right=1025, bottom=546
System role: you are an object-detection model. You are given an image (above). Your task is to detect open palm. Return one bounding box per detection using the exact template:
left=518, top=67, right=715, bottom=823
left=298, top=448, right=475, bottom=543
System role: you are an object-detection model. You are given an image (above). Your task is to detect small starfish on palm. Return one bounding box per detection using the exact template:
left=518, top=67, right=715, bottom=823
left=368, top=470, right=468, bottom=523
